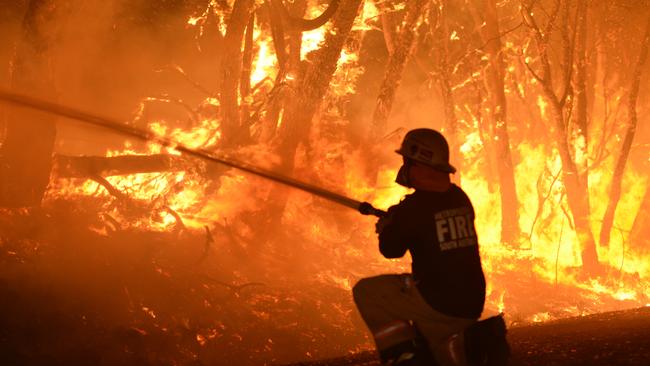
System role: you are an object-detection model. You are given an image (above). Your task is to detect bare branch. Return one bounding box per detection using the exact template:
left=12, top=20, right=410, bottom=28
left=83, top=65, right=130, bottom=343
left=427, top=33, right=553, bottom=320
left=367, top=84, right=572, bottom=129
left=266, top=0, right=288, bottom=72
left=273, top=0, right=340, bottom=31
left=558, top=0, right=578, bottom=107
left=90, top=174, right=128, bottom=201
left=523, top=56, right=545, bottom=84
left=375, top=0, right=399, bottom=55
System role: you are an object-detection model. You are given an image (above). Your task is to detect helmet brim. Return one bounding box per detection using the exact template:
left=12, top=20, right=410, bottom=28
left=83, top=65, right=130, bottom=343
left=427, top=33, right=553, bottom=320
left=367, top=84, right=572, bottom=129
left=396, top=149, right=456, bottom=174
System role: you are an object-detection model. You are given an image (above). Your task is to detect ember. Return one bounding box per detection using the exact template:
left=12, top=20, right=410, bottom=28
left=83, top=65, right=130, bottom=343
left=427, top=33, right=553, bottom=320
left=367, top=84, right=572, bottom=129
left=0, top=0, right=649, bottom=365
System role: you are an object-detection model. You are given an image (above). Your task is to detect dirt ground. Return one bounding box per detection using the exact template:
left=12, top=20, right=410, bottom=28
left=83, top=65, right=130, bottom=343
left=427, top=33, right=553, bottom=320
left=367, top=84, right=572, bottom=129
left=287, top=306, right=650, bottom=366
left=1, top=207, right=647, bottom=366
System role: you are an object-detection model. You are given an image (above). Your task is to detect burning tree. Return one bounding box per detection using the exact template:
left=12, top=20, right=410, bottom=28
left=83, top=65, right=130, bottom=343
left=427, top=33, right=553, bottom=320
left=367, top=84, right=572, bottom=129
left=0, top=0, right=649, bottom=364
left=520, top=0, right=601, bottom=272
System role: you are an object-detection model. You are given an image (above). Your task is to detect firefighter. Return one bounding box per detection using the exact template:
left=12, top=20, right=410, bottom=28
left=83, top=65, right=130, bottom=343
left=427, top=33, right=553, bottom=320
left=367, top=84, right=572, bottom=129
left=353, top=128, right=486, bottom=365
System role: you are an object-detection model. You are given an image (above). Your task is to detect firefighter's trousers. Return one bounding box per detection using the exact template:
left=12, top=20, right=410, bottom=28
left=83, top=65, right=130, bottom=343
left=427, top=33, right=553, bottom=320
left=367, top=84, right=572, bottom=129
left=353, top=274, right=476, bottom=353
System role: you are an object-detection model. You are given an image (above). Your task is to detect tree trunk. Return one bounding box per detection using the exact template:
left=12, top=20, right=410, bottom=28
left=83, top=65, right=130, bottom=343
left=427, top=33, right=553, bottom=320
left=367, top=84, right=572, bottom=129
left=436, top=1, right=461, bottom=179
left=370, top=0, right=427, bottom=140
left=267, top=0, right=288, bottom=75
left=0, top=0, right=58, bottom=208
left=220, top=0, right=255, bottom=146
left=599, top=12, right=650, bottom=248
left=376, top=0, right=398, bottom=56
left=260, top=0, right=306, bottom=142
left=630, top=185, right=650, bottom=254
left=239, top=13, right=255, bottom=130
left=523, top=1, right=600, bottom=272
left=573, top=0, right=590, bottom=224
left=52, top=154, right=185, bottom=178
left=548, top=99, right=600, bottom=272
left=361, top=0, right=426, bottom=186
left=286, top=0, right=308, bottom=75
left=250, top=0, right=362, bottom=249
left=278, top=0, right=363, bottom=171
left=476, top=0, right=521, bottom=245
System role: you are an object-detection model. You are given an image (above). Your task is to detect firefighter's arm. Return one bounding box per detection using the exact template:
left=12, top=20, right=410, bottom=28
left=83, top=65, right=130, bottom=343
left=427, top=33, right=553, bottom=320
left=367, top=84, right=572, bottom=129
left=376, top=206, right=409, bottom=258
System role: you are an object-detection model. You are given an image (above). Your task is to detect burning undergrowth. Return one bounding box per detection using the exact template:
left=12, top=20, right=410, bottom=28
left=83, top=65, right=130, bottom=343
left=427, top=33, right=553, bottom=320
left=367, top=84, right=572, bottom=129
left=0, top=199, right=372, bottom=365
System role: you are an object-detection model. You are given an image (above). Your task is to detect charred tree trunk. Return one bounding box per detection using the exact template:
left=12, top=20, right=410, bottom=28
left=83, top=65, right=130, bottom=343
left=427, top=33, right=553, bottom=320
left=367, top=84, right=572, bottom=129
left=376, top=0, right=398, bottom=56
left=52, top=154, right=185, bottom=178
left=268, top=0, right=289, bottom=75
left=260, top=0, right=287, bottom=141
left=240, top=13, right=255, bottom=130
left=573, top=0, right=589, bottom=189
left=435, top=1, right=461, bottom=179
left=0, top=0, right=58, bottom=208
left=251, top=0, right=362, bottom=249
left=630, top=185, right=650, bottom=254
left=427, top=1, right=463, bottom=183
left=286, top=0, right=308, bottom=75
left=370, top=0, right=426, bottom=140
left=439, top=70, right=459, bottom=174
left=220, top=0, right=255, bottom=146
left=523, top=1, right=600, bottom=272
left=599, top=13, right=650, bottom=248
left=475, top=0, right=521, bottom=245
left=362, top=0, right=426, bottom=185
left=549, top=100, right=599, bottom=272
left=278, top=0, right=363, bottom=171
left=260, top=0, right=307, bottom=142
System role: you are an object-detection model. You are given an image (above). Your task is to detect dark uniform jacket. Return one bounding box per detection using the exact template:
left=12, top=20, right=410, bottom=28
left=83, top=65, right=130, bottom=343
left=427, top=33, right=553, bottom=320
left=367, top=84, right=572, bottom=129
left=379, top=184, right=486, bottom=319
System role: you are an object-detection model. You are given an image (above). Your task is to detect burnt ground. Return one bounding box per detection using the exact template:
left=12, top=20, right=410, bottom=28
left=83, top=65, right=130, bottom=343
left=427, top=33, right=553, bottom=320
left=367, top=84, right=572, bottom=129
left=1, top=206, right=648, bottom=365
left=288, top=306, right=650, bottom=366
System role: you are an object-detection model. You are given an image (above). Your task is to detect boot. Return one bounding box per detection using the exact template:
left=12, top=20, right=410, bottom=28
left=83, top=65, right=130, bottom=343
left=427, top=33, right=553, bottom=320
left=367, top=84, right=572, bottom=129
left=464, top=315, right=510, bottom=366
left=379, top=339, right=432, bottom=366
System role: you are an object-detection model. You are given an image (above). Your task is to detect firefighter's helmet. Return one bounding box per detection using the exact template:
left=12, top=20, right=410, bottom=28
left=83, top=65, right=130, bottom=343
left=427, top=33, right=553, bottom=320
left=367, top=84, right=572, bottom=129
left=395, top=128, right=456, bottom=173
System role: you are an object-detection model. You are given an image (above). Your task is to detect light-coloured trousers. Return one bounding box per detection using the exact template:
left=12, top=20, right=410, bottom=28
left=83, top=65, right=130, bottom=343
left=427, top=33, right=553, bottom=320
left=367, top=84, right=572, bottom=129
left=353, top=274, right=476, bottom=353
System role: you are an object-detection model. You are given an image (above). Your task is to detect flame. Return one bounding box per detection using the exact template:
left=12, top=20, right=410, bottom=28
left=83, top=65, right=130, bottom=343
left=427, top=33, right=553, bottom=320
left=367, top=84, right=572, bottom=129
left=251, top=38, right=276, bottom=85
left=537, top=95, right=548, bottom=120
left=302, top=25, right=326, bottom=60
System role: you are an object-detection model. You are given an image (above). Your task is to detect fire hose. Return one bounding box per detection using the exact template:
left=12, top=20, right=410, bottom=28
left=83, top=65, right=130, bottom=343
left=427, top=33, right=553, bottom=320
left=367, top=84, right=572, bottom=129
left=0, top=89, right=386, bottom=217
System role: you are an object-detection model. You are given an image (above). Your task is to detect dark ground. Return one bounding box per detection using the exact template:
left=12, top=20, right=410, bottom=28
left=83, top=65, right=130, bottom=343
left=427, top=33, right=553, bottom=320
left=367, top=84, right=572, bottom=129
left=288, top=306, right=650, bottom=366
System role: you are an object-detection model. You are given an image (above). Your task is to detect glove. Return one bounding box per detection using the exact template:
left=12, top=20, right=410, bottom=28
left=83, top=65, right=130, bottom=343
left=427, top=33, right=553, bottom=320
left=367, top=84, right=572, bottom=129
left=375, top=216, right=391, bottom=234
left=375, top=206, right=398, bottom=234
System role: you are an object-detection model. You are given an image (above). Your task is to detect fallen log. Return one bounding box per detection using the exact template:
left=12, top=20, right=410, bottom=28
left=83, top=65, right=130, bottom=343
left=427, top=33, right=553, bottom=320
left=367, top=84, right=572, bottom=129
left=52, top=154, right=186, bottom=178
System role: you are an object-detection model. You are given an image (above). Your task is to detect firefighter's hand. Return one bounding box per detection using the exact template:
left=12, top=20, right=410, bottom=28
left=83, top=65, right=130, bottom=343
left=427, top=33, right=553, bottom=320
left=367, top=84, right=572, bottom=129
left=375, top=216, right=391, bottom=234
left=375, top=206, right=397, bottom=234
